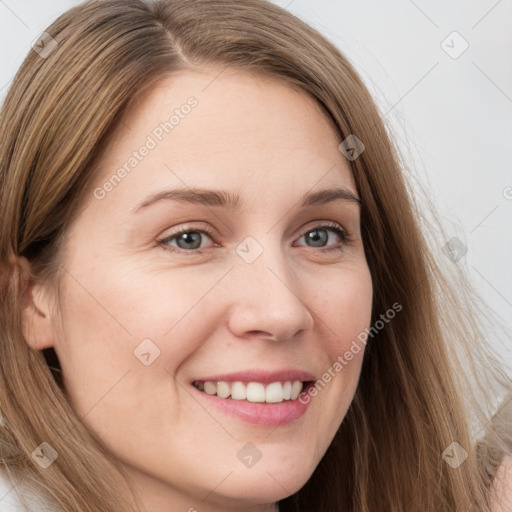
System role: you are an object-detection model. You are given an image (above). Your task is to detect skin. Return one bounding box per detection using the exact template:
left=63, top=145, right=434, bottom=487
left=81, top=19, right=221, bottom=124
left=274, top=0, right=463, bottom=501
left=20, top=67, right=373, bottom=512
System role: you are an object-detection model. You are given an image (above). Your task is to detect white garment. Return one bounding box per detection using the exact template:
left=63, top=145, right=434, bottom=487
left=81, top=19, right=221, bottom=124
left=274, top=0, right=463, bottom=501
left=0, top=469, right=55, bottom=512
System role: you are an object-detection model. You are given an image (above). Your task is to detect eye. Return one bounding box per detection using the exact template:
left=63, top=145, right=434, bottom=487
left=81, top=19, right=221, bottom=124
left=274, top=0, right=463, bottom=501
left=294, top=222, right=352, bottom=253
left=158, top=223, right=216, bottom=255
left=157, top=221, right=353, bottom=255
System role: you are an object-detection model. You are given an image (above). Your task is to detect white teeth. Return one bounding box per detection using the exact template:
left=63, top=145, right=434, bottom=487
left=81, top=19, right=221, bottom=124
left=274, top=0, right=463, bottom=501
left=231, top=381, right=247, bottom=400
left=291, top=381, right=303, bottom=400
left=282, top=381, right=292, bottom=400
left=246, top=382, right=265, bottom=402
left=193, top=380, right=305, bottom=403
left=216, top=381, right=231, bottom=399
left=265, top=382, right=283, bottom=403
left=204, top=381, right=217, bottom=395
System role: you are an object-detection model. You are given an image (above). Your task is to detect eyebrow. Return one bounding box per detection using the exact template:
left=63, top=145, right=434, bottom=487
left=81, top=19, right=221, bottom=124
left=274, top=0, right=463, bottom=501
left=132, top=186, right=361, bottom=213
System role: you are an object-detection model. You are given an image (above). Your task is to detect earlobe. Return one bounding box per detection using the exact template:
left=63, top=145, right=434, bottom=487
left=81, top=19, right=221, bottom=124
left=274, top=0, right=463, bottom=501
left=16, top=256, right=56, bottom=351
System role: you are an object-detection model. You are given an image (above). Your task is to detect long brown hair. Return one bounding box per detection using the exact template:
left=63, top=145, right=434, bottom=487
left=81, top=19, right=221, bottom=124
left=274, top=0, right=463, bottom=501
left=0, top=1, right=510, bottom=510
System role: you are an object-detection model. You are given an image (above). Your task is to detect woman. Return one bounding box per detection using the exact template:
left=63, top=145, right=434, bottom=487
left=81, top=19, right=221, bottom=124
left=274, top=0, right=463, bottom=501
left=0, top=0, right=510, bottom=511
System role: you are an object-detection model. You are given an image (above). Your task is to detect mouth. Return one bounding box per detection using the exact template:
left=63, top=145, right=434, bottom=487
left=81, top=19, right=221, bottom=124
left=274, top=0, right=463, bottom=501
left=189, top=370, right=317, bottom=426
left=192, top=379, right=315, bottom=404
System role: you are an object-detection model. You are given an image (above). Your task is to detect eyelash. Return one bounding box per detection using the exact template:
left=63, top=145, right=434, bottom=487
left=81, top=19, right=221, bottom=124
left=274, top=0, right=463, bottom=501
left=157, top=221, right=353, bottom=256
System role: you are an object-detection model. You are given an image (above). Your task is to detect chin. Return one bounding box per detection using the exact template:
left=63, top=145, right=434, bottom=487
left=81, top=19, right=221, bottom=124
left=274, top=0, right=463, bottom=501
left=218, top=455, right=316, bottom=505
left=211, top=470, right=311, bottom=508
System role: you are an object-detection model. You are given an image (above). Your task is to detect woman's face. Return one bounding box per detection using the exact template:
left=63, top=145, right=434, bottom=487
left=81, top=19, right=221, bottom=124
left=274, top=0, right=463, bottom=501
left=40, top=68, right=373, bottom=511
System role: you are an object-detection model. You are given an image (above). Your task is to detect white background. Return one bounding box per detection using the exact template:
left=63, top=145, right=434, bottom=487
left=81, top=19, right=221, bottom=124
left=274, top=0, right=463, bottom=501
left=0, top=0, right=510, bottom=372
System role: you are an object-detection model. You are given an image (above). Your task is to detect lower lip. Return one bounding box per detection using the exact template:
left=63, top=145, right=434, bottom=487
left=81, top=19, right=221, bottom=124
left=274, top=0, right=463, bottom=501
left=191, top=384, right=312, bottom=426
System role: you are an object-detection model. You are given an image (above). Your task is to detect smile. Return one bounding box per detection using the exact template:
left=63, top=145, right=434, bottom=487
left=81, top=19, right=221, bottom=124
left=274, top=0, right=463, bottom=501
left=192, top=380, right=306, bottom=403
left=189, top=370, right=317, bottom=426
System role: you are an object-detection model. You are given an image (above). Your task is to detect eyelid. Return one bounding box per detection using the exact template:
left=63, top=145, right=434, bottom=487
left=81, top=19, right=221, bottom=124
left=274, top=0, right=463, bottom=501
left=158, top=221, right=214, bottom=239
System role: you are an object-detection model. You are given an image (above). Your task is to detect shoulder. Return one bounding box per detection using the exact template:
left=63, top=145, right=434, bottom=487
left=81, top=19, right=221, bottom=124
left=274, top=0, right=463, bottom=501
left=490, top=455, right=512, bottom=512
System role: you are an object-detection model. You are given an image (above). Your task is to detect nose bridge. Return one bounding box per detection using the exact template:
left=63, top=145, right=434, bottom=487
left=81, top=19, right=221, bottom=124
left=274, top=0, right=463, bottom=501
left=226, top=233, right=314, bottom=340
left=235, top=231, right=292, bottom=292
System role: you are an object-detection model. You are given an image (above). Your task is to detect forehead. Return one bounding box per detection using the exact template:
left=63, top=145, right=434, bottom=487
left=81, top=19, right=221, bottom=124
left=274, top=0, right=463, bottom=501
left=89, top=67, right=356, bottom=211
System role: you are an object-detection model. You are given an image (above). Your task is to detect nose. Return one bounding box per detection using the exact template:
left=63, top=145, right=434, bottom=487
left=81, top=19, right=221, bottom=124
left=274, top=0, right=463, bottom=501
left=226, top=243, right=315, bottom=343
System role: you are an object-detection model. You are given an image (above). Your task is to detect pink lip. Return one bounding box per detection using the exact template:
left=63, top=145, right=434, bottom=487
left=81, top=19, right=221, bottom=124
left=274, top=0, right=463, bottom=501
left=192, top=369, right=317, bottom=384
left=189, top=369, right=317, bottom=427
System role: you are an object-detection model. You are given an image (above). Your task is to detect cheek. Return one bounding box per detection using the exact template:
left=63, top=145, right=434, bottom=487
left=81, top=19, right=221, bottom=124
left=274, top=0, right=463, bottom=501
left=55, top=259, right=204, bottom=353
left=53, top=262, right=224, bottom=409
left=310, top=266, right=372, bottom=422
left=318, top=265, right=373, bottom=358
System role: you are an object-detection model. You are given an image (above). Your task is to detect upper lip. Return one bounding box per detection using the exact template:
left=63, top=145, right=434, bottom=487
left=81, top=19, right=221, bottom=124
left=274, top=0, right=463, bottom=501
left=192, top=369, right=317, bottom=384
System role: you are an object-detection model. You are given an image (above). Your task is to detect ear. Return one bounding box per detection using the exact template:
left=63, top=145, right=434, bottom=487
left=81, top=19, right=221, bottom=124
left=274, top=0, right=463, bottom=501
left=15, top=256, right=57, bottom=351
